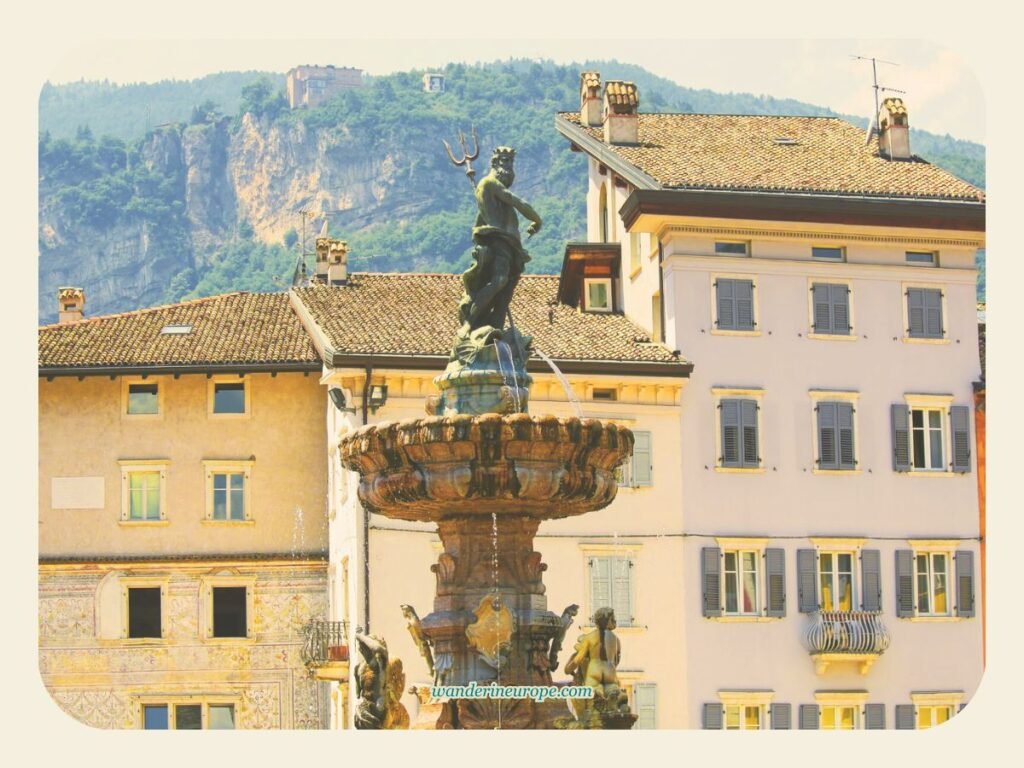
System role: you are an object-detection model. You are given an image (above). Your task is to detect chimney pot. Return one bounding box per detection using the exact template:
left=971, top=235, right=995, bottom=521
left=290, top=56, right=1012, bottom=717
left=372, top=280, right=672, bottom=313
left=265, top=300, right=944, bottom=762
left=603, top=80, right=640, bottom=145
left=878, top=97, right=911, bottom=160
left=58, top=287, right=85, bottom=324
left=580, top=71, right=603, bottom=127
left=327, top=240, right=350, bottom=285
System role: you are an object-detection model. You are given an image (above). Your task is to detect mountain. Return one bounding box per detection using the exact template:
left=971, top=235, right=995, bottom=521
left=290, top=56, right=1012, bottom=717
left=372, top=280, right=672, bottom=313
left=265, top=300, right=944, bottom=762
left=37, top=60, right=986, bottom=323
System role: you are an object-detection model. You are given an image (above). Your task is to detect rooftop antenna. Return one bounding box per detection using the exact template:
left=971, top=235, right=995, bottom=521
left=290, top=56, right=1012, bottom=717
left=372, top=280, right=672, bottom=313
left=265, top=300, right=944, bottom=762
left=852, top=55, right=899, bottom=144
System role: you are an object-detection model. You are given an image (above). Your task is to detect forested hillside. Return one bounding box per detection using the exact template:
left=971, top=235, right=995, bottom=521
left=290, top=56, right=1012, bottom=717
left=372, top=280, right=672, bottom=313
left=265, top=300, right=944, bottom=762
left=38, top=60, right=986, bottom=322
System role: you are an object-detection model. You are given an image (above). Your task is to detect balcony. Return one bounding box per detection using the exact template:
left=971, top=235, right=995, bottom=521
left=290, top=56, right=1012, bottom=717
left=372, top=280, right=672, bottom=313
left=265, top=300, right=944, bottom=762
left=805, top=611, right=890, bottom=675
left=301, top=620, right=350, bottom=681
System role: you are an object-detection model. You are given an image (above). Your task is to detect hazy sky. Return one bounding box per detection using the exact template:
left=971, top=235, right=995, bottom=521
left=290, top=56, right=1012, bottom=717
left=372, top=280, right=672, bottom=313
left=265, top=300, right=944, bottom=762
left=44, top=38, right=985, bottom=143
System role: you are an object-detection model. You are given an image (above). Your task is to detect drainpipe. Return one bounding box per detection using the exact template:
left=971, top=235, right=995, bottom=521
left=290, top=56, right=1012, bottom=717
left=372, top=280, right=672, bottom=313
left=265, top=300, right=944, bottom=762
left=362, top=363, right=372, bottom=632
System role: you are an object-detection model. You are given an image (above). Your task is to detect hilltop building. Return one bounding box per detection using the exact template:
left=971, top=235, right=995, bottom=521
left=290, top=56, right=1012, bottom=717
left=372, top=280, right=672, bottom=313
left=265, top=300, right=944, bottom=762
left=286, top=65, right=363, bottom=110
left=555, top=72, right=986, bottom=729
left=422, top=73, right=445, bottom=93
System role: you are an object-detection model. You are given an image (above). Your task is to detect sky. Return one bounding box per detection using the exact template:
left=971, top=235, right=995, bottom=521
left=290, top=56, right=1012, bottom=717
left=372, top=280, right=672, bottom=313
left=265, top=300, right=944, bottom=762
left=43, top=38, right=986, bottom=143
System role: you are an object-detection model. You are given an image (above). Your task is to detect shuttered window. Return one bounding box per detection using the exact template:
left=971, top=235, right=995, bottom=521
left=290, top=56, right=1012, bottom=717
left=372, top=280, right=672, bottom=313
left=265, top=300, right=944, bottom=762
left=702, top=703, right=723, bottom=729
left=770, top=703, right=792, bottom=729
left=634, top=683, right=656, bottom=730
left=715, top=278, right=755, bottom=331
left=720, top=398, right=759, bottom=468
left=616, top=431, right=653, bottom=487
left=956, top=550, right=976, bottom=618
left=864, top=703, right=885, bottom=730
left=799, top=704, right=820, bottom=730
left=817, top=401, right=856, bottom=470
left=589, top=555, right=634, bottom=626
left=797, top=549, right=819, bottom=613
left=811, top=283, right=851, bottom=335
left=860, top=549, right=882, bottom=612
left=701, top=547, right=722, bottom=618
left=906, top=287, right=944, bottom=338
left=950, top=405, right=972, bottom=472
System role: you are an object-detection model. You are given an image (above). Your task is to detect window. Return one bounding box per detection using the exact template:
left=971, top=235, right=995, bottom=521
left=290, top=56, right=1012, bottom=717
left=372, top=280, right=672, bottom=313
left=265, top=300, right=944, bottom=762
left=704, top=692, right=775, bottom=729
left=616, top=430, right=652, bottom=488
left=715, top=394, right=761, bottom=470
left=809, top=692, right=872, bottom=730
left=202, top=574, right=255, bottom=640
left=714, top=277, right=756, bottom=331
left=583, top=278, right=612, bottom=312
left=906, top=250, right=937, bottom=266
left=915, top=552, right=950, bottom=616
left=651, top=292, right=662, bottom=342
left=703, top=541, right=785, bottom=619
left=123, top=377, right=162, bottom=417
left=633, top=682, right=657, bottom=730
left=599, top=184, right=609, bottom=242
left=815, top=400, right=856, bottom=470
left=212, top=587, right=248, bottom=637
left=209, top=377, right=250, bottom=417
left=905, top=286, right=944, bottom=339
left=821, top=705, right=858, bottom=730
left=592, top=387, right=617, bottom=401
left=587, top=552, right=634, bottom=627
left=798, top=542, right=881, bottom=613
left=726, top=703, right=763, bottom=730
left=812, top=246, right=845, bottom=261
left=203, top=460, right=254, bottom=522
left=891, top=399, right=971, bottom=473
left=118, top=461, right=168, bottom=523
left=629, top=232, right=642, bottom=275
left=898, top=692, right=964, bottom=730
left=140, top=701, right=236, bottom=729
left=896, top=544, right=974, bottom=619
left=810, top=282, right=851, bottom=336
left=818, top=552, right=856, bottom=611
left=714, top=241, right=749, bottom=256
left=917, top=705, right=952, bottom=729
left=127, top=587, right=162, bottom=639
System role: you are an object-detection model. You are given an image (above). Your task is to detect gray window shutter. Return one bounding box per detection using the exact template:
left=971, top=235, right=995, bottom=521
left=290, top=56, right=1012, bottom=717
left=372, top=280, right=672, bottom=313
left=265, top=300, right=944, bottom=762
left=950, top=405, right=971, bottom=472
left=895, top=704, right=916, bottom=730
left=797, top=549, right=818, bottom=613
left=721, top=399, right=740, bottom=466
left=632, top=430, right=653, bottom=486
left=831, top=284, right=850, bottom=334
left=799, top=704, right=820, bottom=730
left=956, top=550, right=975, bottom=618
left=924, top=288, right=943, bottom=337
left=635, top=683, right=656, bottom=730
left=895, top=550, right=915, bottom=617
left=611, top=556, right=633, bottom=626
left=765, top=548, right=786, bottom=617
left=702, top=547, right=722, bottom=618
left=891, top=404, right=911, bottom=471
left=740, top=399, right=759, bottom=466
left=864, top=703, right=885, bottom=730
left=703, top=702, right=723, bottom=729
left=590, top=557, right=611, bottom=621
left=818, top=402, right=837, bottom=469
left=907, top=288, right=925, bottom=336
left=860, top=549, right=882, bottom=612
left=717, top=279, right=735, bottom=329
left=838, top=402, right=856, bottom=469
left=736, top=279, right=754, bottom=329
left=812, top=283, right=831, bottom=333
left=771, top=703, right=792, bottom=729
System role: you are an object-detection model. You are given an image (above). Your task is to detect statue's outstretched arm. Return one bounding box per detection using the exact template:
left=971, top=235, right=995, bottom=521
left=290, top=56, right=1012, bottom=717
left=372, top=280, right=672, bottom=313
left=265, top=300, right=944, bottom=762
left=494, top=185, right=543, bottom=233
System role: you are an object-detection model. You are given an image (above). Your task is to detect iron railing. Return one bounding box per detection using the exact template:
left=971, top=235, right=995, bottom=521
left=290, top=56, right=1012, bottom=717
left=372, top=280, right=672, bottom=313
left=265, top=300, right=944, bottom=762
left=301, top=620, right=349, bottom=669
left=805, top=610, right=891, bottom=655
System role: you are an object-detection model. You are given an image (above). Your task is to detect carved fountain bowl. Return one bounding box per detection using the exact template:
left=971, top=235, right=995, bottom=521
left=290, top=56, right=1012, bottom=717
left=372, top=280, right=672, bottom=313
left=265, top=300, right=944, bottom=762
left=338, top=413, right=633, bottom=522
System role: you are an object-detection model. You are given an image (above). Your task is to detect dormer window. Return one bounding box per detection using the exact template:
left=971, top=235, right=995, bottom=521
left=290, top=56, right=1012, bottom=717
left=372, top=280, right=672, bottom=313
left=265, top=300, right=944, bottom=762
left=584, top=278, right=613, bottom=312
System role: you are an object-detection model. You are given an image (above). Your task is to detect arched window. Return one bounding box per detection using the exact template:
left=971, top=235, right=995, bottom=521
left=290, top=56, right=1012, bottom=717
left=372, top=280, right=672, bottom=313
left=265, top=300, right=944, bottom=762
left=599, top=184, right=609, bottom=242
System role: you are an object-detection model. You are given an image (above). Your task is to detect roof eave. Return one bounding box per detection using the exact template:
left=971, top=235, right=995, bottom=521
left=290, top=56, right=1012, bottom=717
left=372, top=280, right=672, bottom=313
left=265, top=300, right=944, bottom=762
left=555, top=114, right=662, bottom=191
left=38, top=360, right=322, bottom=379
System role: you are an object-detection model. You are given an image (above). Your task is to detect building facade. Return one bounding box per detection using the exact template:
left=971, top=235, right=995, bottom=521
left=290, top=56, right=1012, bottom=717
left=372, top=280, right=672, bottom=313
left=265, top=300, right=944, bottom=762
left=286, top=65, right=363, bottom=110
left=556, top=72, right=986, bottom=729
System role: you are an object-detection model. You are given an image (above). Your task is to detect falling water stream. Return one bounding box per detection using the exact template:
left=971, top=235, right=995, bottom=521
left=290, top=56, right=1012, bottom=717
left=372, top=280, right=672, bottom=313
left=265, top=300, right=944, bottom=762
left=533, top=348, right=582, bottom=417
left=491, top=510, right=502, bottom=729
left=493, top=341, right=521, bottom=413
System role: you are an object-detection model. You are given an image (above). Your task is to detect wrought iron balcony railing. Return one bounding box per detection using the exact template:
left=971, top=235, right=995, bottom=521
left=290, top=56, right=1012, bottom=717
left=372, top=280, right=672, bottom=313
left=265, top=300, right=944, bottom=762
left=805, top=611, right=891, bottom=675
left=301, top=620, right=349, bottom=670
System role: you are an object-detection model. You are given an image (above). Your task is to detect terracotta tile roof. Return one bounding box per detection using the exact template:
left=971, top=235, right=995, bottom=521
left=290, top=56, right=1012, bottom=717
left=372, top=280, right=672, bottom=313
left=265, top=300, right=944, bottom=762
left=558, top=112, right=984, bottom=201
left=293, top=273, right=685, bottom=365
left=604, top=81, right=639, bottom=111
left=39, top=292, right=320, bottom=370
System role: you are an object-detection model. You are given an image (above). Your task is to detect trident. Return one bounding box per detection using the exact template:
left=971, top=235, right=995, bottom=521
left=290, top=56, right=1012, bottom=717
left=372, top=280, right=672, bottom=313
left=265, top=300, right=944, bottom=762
left=442, top=126, right=480, bottom=187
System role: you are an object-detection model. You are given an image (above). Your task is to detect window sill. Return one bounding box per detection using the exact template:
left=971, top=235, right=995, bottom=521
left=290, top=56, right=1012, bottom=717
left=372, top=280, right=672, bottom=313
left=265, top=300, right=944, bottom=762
left=902, top=471, right=958, bottom=478
left=201, top=519, right=256, bottom=526
left=203, top=636, right=255, bottom=644
left=714, top=467, right=765, bottom=474
left=114, top=637, right=168, bottom=646
left=807, top=333, right=857, bottom=342
left=905, top=616, right=964, bottom=623
left=812, top=469, right=862, bottom=476
left=902, top=337, right=951, bottom=345
left=208, top=412, right=252, bottom=420
left=710, top=329, right=761, bottom=337
left=118, top=520, right=170, bottom=527
left=708, top=615, right=778, bottom=623
left=122, top=413, right=164, bottom=421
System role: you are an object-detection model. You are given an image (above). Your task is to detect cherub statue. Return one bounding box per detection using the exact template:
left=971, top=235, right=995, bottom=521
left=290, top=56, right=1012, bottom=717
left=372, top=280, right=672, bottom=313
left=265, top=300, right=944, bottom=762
left=400, top=604, right=434, bottom=680
left=564, top=607, right=630, bottom=718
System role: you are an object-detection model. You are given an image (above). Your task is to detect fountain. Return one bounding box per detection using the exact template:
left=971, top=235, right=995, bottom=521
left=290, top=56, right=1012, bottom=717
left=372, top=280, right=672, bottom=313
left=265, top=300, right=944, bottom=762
left=338, top=144, right=636, bottom=729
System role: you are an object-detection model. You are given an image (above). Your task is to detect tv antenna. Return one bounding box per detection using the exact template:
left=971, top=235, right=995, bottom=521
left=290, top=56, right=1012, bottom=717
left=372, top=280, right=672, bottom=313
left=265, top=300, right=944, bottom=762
left=852, top=55, right=901, bottom=142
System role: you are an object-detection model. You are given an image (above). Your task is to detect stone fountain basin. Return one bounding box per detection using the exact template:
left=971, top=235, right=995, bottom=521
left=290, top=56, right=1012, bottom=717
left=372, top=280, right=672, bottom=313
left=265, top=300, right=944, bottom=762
left=338, top=413, right=633, bottom=522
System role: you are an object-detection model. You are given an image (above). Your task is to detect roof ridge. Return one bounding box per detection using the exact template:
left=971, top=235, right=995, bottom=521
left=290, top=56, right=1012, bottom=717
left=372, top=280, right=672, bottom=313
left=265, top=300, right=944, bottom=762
left=38, top=291, right=259, bottom=330
left=559, top=110, right=847, bottom=120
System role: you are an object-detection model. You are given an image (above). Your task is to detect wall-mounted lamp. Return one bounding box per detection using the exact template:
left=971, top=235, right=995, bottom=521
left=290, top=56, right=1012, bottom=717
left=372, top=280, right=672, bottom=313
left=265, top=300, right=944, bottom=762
left=329, top=387, right=357, bottom=413
left=368, top=384, right=389, bottom=412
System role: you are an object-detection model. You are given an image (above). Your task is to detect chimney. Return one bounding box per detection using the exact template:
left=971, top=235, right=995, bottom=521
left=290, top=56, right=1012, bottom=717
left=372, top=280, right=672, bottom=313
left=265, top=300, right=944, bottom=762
left=878, top=97, right=911, bottom=160
left=57, top=287, right=84, bottom=324
left=314, top=220, right=331, bottom=282
left=327, top=240, right=349, bottom=285
left=580, top=71, right=602, bottom=127
left=603, top=80, right=639, bottom=145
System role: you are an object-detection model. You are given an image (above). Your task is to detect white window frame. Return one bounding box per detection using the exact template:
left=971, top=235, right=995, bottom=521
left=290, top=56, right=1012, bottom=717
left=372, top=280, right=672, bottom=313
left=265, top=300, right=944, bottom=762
left=713, top=240, right=751, bottom=257
left=911, top=692, right=963, bottom=729
left=718, top=691, right=773, bottom=731
left=628, top=232, right=643, bottom=278
left=914, top=550, right=953, bottom=618
left=118, top=460, right=169, bottom=525
left=136, top=696, right=239, bottom=729
left=809, top=538, right=866, bottom=613
left=712, top=387, right=765, bottom=473
left=904, top=394, right=955, bottom=475
left=815, top=691, right=868, bottom=730
left=811, top=245, right=846, bottom=262
left=208, top=375, right=251, bottom=418
left=200, top=573, right=256, bottom=642
left=901, top=281, right=949, bottom=345
left=202, top=459, right=255, bottom=524
left=583, top=277, right=613, bottom=313
left=905, top=250, right=938, bottom=267
left=580, top=544, right=640, bottom=629
left=711, top=273, right=759, bottom=337
left=120, top=576, right=169, bottom=642
left=712, top=537, right=775, bottom=621
left=809, top=390, right=860, bottom=474
left=806, top=277, right=856, bottom=342
left=122, top=376, right=164, bottom=419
